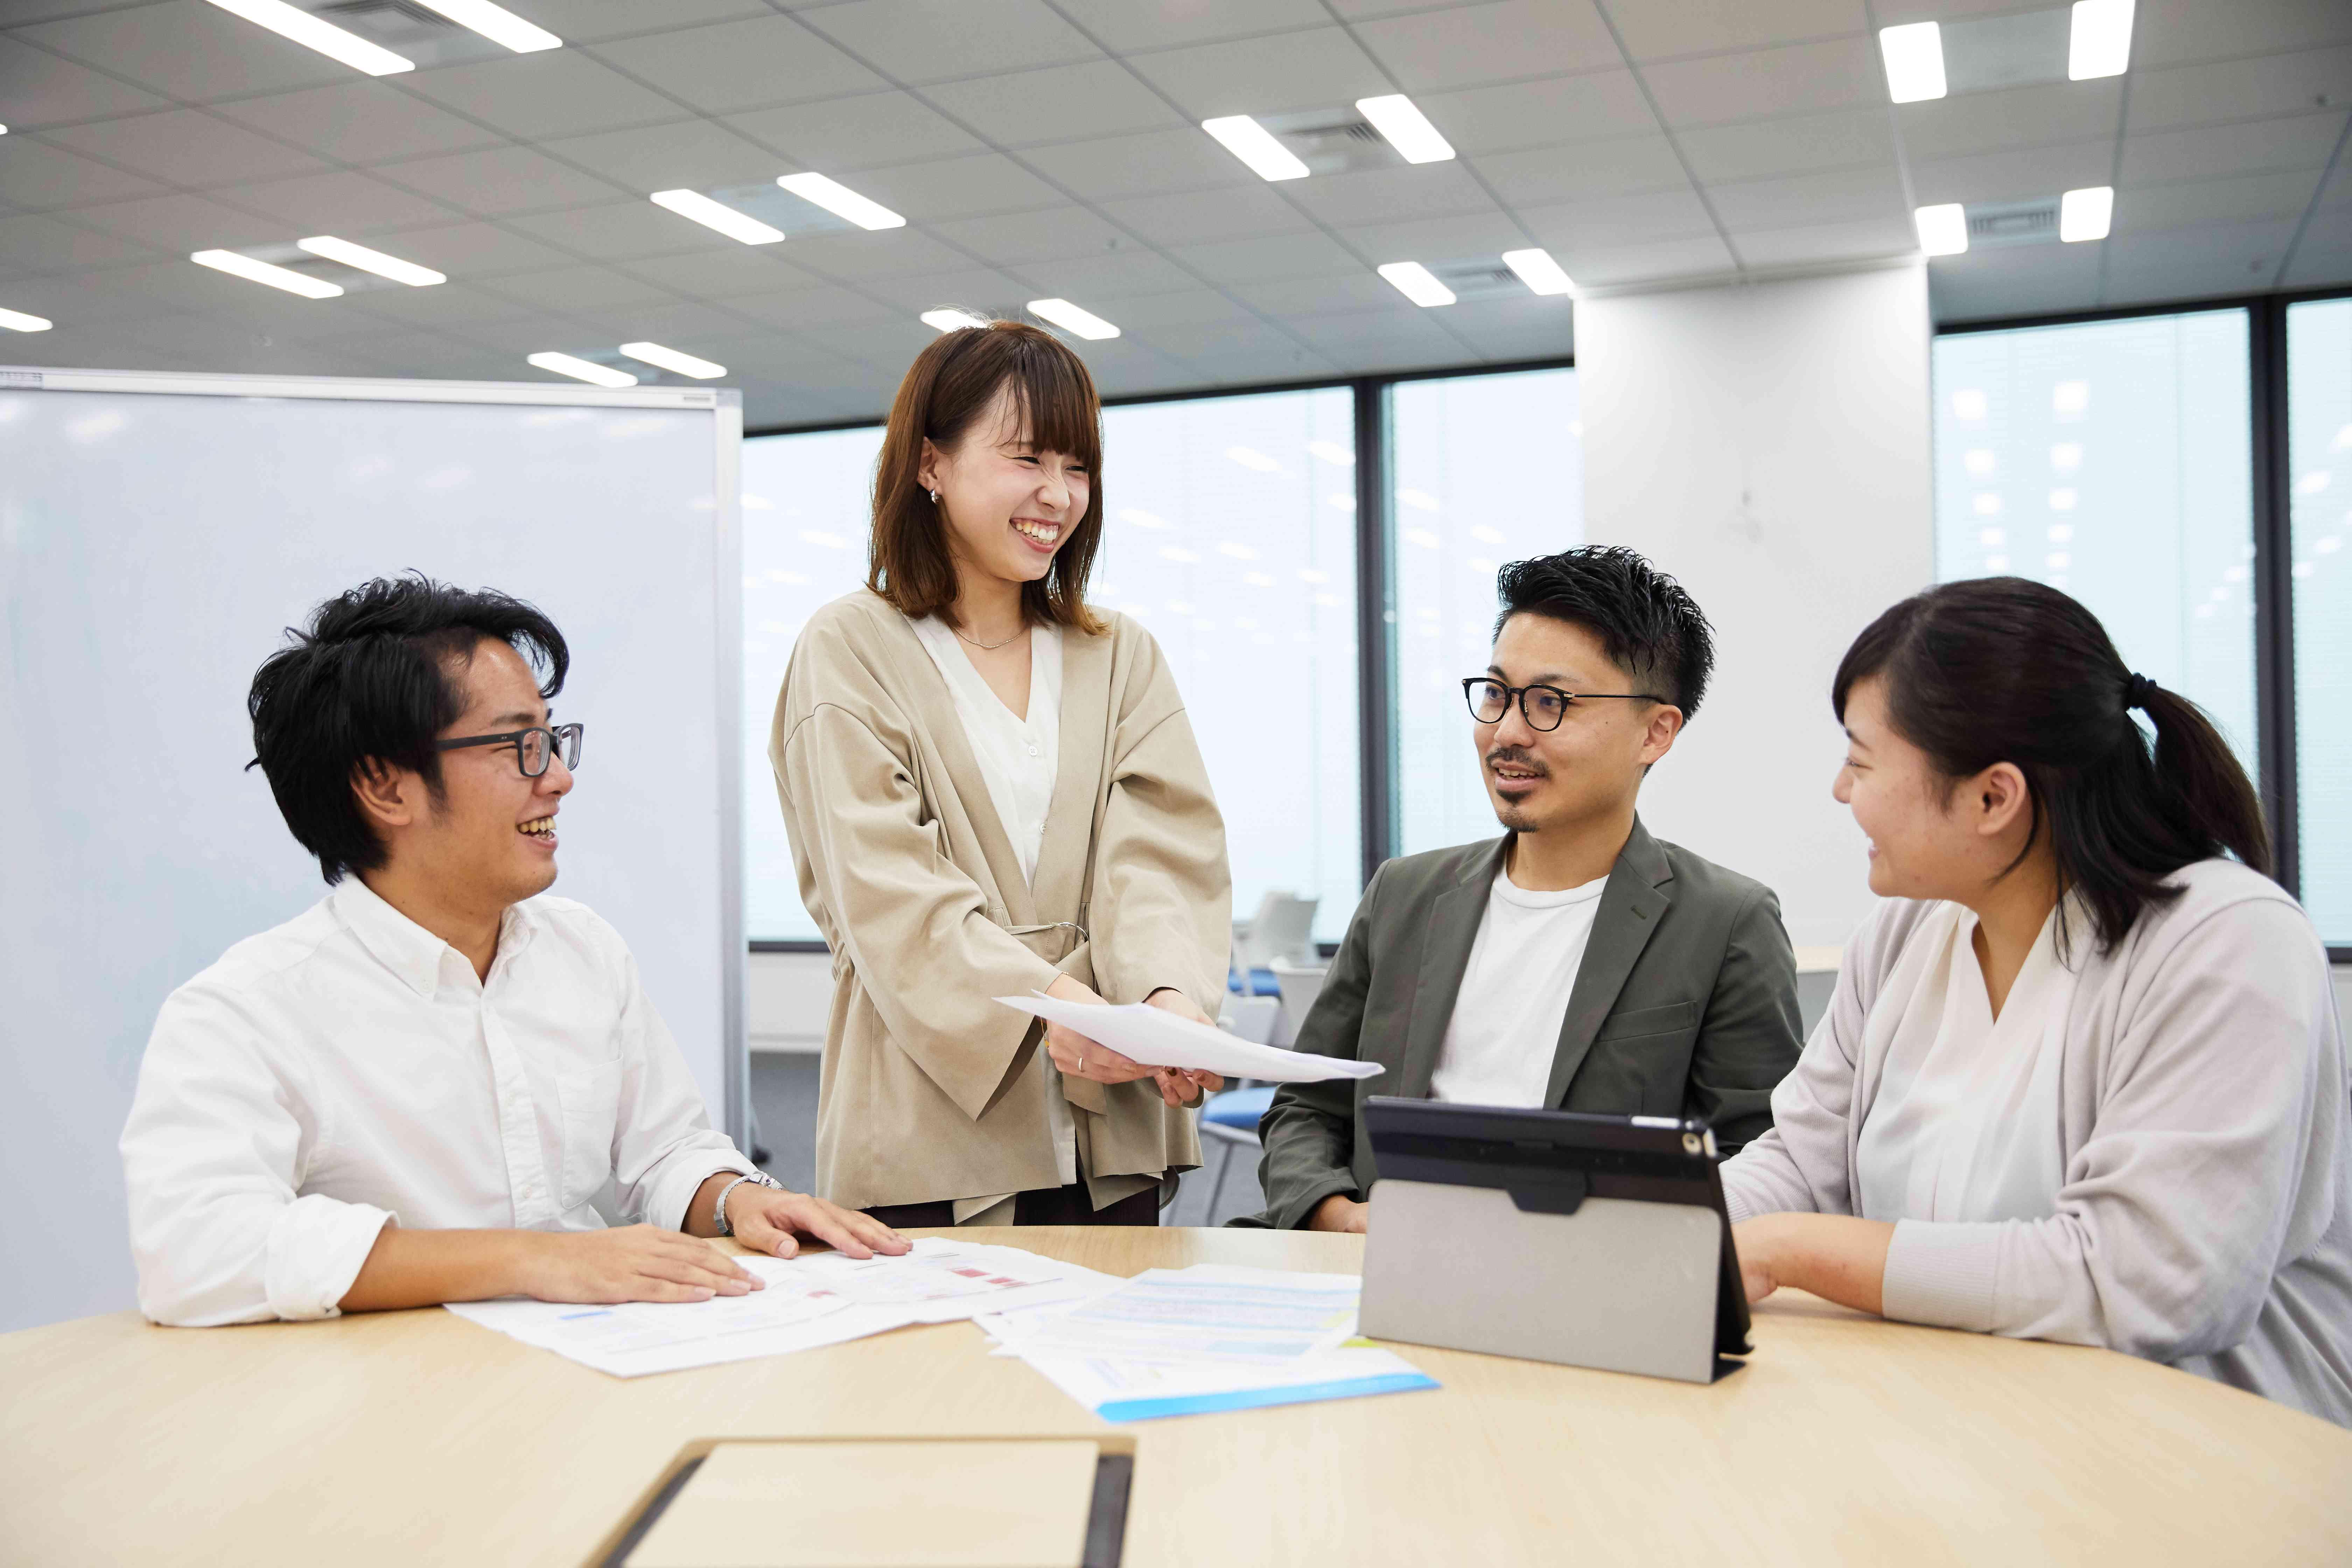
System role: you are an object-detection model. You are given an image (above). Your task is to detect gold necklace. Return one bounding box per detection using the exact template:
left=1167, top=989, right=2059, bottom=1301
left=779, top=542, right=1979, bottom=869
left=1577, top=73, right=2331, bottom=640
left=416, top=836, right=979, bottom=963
left=954, top=622, right=1025, bottom=651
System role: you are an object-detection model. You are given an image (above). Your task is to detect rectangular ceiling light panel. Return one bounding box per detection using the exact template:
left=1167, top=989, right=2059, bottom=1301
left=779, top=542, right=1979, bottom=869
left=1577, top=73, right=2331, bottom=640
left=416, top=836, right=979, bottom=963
left=296, top=236, right=445, bottom=286
left=1914, top=204, right=1969, bottom=257
left=1878, top=21, right=1947, bottom=102
left=1027, top=299, right=1119, bottom=340
left=2068, top=0, right=2134, bottom=79
left=922, top=308, right=992, bottom=332
left=1500, top=248, right=1575, bottom=296
left=0, top=307, right=51, bottom=332
left=1202, top=116, right=1311, bottom=182
left=528, top=352, right=636, bottom=388
left=411, top=0, right=561, bottom=52
left=2058, top=186, right=2113, bottom=241
left=619, top=341, right=726, bottom=379
left=776, top=174, right=904, bottom=231
left=201, top=0, right=416, bottom=75
left=1355, top=95, right=1455, bottom=164
left=191, top=248, right=344, bottom=298
left=650, top=189, right=784, bottom=245
left=1377, top=262, right=1455, bottom=307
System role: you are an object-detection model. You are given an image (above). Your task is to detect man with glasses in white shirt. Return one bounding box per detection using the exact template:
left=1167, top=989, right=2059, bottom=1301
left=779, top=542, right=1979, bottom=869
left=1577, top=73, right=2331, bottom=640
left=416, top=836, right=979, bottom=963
left=120, top=575, right=903, bottom=1327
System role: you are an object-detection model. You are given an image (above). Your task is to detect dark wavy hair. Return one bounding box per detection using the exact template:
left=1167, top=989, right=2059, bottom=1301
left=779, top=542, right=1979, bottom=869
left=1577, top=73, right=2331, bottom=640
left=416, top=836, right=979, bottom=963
left=247, top=575, right=568, bottom=884
left=1493, top=545, right=1716, bottom=718
left=1833, top=576, right=2268, bottom=951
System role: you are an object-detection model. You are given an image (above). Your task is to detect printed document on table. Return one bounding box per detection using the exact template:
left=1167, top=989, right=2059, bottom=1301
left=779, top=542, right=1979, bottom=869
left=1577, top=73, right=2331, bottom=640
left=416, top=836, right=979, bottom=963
left=1002, top=1265, right=1366, bottom=1365
left=445, top=1238, right=1109, bottom=1377
left=995, top=993, right=1386, bottom=1084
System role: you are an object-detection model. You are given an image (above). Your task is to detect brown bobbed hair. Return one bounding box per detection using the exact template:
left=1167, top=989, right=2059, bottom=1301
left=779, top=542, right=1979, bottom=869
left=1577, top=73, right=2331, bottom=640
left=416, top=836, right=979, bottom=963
left=868, top=317, right=1106, bottom=635
left=1832, top=575, right=2269, bottom=954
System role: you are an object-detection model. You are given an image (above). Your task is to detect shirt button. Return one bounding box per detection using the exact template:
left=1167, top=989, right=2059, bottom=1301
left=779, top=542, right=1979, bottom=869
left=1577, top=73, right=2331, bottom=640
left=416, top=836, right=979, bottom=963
left=1027, top=744, right=1040, bottom=756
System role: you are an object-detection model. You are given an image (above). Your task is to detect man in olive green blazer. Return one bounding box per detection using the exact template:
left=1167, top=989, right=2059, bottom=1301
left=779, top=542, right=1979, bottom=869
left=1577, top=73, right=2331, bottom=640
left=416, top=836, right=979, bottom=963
left=1245, top=548, right=1802, bottom=1233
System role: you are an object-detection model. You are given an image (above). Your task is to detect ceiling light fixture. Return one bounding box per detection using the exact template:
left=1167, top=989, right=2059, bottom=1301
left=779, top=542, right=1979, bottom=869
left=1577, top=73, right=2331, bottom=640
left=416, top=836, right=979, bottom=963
left=295, top=236, right=444, bottom=286
left=410, top=0, right=560, bottom=52
left=1354, top=95, right=1455, bottom=164
left=2068, top=0, right=2134, bottom=80
left=1377, top=262, right=1455, bottom=307
left=1027, top=298, right=1120, bottom=340
left=200, top=0, right=415, bottom=75
left=1913, top=204, right=1969, bottom=257
left=191, top=248, right=344, bottom=298
left=920, top=308, right=991, bottom=332
left=777, top=173, right=904, bottom=231
left=649, top=189, right=784, bottom=245
left=1877, top=21, right=1946, bottom=103
left=1500, top=247, right=1576, bottom=296
left=619, top=341, right=726, bottom=379
left=2058, top=186, right=2113, bottom=241
left=0, top=307, right=51, bottom=332
left=1201, top=116, right=1310, bottom=182
left=527, top=352, right=637, bottom=388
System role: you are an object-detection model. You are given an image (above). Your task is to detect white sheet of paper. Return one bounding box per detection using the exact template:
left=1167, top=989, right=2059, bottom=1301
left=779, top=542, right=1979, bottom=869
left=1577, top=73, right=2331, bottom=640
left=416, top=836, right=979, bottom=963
left=991, top=1265, right=1363, bottom=1365
left=994, top=993, right=1386, bottom=1084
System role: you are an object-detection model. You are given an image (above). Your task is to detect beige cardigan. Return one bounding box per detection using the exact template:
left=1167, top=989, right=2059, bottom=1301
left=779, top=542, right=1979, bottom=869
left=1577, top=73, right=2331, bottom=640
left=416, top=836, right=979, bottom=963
left=770, top=590, right=1231, bottom=1212
left=1723, top=859, right=2352, bottom=1427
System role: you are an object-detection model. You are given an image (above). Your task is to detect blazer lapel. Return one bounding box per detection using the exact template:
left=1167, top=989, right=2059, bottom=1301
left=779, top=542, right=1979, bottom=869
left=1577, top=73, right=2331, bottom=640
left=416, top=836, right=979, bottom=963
left=1543, top=817, right=1674, bottom=1107
left=1397, top=837, right=1512, bottom=1097
left=1029, top=622, right=1110, bottom=927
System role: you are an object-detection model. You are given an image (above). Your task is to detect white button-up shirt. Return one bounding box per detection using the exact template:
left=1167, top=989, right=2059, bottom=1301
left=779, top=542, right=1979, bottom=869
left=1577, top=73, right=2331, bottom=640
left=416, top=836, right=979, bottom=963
left=119, top=879, right=755, bottom=1326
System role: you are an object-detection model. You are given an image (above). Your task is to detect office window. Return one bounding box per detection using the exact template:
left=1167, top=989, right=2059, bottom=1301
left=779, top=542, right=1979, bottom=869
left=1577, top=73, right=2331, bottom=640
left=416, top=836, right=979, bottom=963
left=742, top=425, right=885, bottom=943
left=2289, top=299, right=2352, bottom=945
left=1388, top=367, right=1584, bottom=859
left=1097, top=388, right=1362, bottom=944
left=741, top=388, right=1362, bottom=947
left=1931, top=313, right=2259, bottom=784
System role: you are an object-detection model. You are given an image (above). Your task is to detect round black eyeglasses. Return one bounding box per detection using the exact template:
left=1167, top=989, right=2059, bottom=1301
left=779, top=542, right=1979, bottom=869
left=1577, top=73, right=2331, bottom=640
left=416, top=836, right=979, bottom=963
left=433, top=722, right=584, bottom=778
left=1462, top=678, right=1659, bottom=732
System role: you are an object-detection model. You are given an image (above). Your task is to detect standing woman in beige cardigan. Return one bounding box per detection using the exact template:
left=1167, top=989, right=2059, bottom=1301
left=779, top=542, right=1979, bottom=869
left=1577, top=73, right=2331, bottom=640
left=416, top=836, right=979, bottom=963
left=771, top=320, right=1230, bottom=1229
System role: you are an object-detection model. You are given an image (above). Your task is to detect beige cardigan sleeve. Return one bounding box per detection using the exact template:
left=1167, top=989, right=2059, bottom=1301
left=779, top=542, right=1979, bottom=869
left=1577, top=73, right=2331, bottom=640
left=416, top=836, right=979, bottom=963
left=775, top=695, right=1064, bottom=1124
left=1085, top=631, right=1232, bottom=1017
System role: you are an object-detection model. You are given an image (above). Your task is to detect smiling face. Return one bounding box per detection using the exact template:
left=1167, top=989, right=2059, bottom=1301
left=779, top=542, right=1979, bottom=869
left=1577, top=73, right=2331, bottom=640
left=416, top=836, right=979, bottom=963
left=364, top=637, right=573, bottom=912
left=918, top=380, right=1092, bottom=594
left=1476, top=612, right=1682, bottom=839
left=1834, top=674, right=2030, bottom=903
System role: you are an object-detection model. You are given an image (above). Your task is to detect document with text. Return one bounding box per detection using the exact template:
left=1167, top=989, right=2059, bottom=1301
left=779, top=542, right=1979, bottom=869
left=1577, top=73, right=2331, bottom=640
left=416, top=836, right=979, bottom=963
left=995, top=992, right=1387, bottom=1083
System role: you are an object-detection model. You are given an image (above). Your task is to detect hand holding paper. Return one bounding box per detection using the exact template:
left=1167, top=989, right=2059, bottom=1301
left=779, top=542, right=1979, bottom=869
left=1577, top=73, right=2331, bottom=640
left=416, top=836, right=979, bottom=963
left=997, top=992, right=1386, bottom=1085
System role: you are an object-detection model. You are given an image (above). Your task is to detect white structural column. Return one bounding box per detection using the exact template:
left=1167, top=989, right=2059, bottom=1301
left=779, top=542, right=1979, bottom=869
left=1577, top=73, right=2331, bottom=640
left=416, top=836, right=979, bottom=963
left=1576, top=261, right=1935, bottom=949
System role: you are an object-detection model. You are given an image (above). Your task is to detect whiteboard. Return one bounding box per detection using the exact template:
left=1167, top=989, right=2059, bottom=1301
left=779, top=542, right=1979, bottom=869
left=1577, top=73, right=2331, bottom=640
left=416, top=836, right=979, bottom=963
left=0, top=366, right=744, bottom=1332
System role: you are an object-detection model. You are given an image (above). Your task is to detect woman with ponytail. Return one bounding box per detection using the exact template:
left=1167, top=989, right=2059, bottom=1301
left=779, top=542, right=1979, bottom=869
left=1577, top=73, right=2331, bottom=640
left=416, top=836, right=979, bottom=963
left=1721, top=577, right=2352, bottom=1426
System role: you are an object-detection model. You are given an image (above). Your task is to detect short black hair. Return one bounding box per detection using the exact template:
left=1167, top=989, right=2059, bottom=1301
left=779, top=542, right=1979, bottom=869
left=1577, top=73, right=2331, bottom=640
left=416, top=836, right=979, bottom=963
left=247, top=575, right=568, bottom=884
left=1492, top=546, right=1715, bottom=718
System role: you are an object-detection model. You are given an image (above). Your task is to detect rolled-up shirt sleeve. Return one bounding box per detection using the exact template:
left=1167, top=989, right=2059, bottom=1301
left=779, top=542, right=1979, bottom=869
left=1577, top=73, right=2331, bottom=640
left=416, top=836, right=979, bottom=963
left=120, top=986, right=393, bottom=1326
left=605, top=945, right=758, bottom=1231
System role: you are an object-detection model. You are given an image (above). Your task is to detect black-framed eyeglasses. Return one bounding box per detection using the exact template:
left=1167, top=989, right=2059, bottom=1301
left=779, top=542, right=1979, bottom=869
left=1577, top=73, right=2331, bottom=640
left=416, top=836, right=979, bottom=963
left=433, top=722, right=583, bottom=778
left=1462, top=678, right=1659, bottom=733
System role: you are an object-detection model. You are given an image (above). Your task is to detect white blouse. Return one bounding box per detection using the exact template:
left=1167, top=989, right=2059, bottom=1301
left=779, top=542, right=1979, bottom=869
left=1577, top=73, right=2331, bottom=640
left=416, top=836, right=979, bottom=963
left=1854, top=899, right=2076, bottom=1224
left=906, top=616, right=1076, bottom=1220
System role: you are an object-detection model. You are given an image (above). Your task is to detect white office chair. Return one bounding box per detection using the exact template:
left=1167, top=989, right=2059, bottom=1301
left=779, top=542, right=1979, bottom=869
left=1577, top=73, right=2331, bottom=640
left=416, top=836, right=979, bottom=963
left=1266, top=958, right=1328, bottom=1049
left=1231, top=891, right=1318, bottom=997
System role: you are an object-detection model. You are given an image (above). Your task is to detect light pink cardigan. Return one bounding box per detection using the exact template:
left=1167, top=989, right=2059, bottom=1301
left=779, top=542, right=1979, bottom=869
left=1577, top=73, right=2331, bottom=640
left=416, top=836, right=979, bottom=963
left=1722, top=859, right=2352, bottom=1427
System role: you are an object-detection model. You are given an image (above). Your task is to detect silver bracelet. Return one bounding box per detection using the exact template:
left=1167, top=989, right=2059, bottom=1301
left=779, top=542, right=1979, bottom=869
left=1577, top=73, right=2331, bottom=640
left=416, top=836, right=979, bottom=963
left=714, top=1171, right=781, bottom=1236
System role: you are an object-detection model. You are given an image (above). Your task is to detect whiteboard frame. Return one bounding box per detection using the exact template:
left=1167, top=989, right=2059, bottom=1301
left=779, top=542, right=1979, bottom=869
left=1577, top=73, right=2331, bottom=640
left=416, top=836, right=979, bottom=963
left=2, top=363, right=751, bottom=1147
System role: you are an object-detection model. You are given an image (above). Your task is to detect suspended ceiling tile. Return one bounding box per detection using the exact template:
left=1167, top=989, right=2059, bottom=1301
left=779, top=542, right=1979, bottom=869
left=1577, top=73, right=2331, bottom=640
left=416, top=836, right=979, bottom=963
left=1895, top=79, right=2124, bottom=162
left=1009, top=246, right=1205, bottom=300
left=1355, top=0, right=1618, bottom=91
left=1675, top=107, right=1896, bottom=184
left=372, top=220, right=581, bottom=276
left=43, top=108, right=331, bottom=187
left=18, top=1, right=349, bottom=102
left=726, top=91, right=985, bottom=172
left=1728, top=215, right=1917, bottom=267
left=1048, top=0, right=1328, bottom=51
left=212, top=171, right=466, bottom=234
left=1926, top=242, right=2107, bottom=323
left=475, top=262, right=684, bottom=312
left=844, top=153, right=1065, bottom=220
left=722, top=283, right=904, bottom=330
left=211, top=82, right=506, bottom=164
left=65, top=191, right=284, bottom=251
left=1471, top=135, right=1693, bottom=204
left=919, top=61, right=1184, bottom=148
left=1020, top=128, right=1257, bottom=204
left=1514, top=186, right=1720, bottom=249
left=1280, top=162, right=1500, bottom=229
left=1121, top=26, right=1392, bottom=120
left=2112, top=170, right=2328, bottom=232
left=1226, top=271, right=1398, bottom=316
left=854, top=264, right=1031, bottom=311
left=1093, top=287, right=1262, bottom=329
left=1643, top=37, right=1878, bottom=128
left=1610, top=0, right=1871, bottom=62
left=0, top=36, right=169, bottom=127
left=372, top=146, right=631, bottom=218
left=342, top=282, right=543, bottom=329
left=1549, top=231, right=1736, bottom=285
left=2132, top=0, right=2352, bottom=70
left=2119, top=113, right=2351, bottom=186
left=502, top=201, right=720, bottom=261
left=618, top=246, right=827, bottom=300
left=778, top=226, right=991, bottom=281
left=1093, top=185, right=1315, bottom=246
left=1414, top=71, right=1661, bottom=154
left=1163, top=230, right=1366, bottom=285
left=1337, top=209, right=1535, bottom=263
left=401, top=50, right=689, bottom=142
left=588, top=15, right=887, bottom=114
left=538, top=120, right=793, bottom=193
left=0, top=138, right=166, bottom=209
left=1702, top=164, right=1910, bottom=231
left=1909, top=141, right=2116, bottom=206
left=927, top=205, right=1136, bottom=267
left=796, top=0, right=1102, bottom=85
left=503, top=0, right=774, bottom=44
left=2127, top=47, right=2352, bottom=134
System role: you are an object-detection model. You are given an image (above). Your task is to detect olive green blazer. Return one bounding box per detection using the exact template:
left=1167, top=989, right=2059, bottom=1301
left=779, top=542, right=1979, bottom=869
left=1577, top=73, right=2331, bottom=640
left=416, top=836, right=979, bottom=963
left=1243, top=821, right=1802, bottom=1230
left=770, top=590, right=1230, bottom=1212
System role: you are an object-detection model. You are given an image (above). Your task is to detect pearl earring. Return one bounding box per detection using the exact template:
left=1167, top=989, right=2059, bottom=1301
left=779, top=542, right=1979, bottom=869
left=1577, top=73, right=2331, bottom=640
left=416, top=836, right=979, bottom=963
left=929, top=489, right=939, bottom=503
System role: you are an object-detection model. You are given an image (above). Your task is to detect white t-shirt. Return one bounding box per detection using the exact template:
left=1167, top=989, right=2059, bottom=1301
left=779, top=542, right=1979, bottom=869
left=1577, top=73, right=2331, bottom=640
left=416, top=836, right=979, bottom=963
left=1429, top=866, right=1610, bottom=1108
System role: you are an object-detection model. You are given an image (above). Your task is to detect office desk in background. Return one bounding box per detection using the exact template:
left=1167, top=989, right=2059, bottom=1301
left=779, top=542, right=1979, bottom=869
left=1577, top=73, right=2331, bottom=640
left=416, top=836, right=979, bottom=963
left=4, top=1227, right=2346, bottom=1566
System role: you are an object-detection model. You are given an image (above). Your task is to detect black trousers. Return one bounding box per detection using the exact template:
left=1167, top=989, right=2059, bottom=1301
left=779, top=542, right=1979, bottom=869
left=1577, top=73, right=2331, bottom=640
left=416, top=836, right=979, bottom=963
left=864, top=1180, right=1161, bottom=1230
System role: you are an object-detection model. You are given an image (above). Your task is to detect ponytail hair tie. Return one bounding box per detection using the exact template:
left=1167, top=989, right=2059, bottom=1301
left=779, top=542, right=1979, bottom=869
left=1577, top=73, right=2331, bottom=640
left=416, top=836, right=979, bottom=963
left=2123, top=672, right=2158, bottom=711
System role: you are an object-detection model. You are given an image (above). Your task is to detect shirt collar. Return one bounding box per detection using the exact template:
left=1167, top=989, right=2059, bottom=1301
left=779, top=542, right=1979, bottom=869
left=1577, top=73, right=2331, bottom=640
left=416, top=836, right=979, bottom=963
left=330, top=877, right=537, bottom=999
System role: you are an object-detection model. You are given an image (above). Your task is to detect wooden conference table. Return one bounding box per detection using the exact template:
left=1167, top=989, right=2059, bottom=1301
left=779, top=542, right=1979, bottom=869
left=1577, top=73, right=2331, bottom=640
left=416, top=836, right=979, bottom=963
left=6, top=1226, right=2350, bottom=1566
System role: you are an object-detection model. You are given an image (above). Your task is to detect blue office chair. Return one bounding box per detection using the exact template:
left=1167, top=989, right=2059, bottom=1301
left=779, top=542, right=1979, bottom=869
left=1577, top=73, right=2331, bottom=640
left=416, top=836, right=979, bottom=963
left=1197, top=1085, right=1276, bottom=1220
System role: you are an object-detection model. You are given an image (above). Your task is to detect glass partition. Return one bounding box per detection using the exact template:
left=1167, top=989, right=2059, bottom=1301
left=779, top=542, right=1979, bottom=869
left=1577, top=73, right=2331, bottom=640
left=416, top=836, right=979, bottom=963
left=2289, top=298, right=2352, bottom=945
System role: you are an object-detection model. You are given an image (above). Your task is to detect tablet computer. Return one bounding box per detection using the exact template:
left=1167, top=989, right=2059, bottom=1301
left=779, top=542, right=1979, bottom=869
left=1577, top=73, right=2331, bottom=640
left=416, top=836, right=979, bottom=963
left=1359, top=1099, right=1750, bottom=1378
